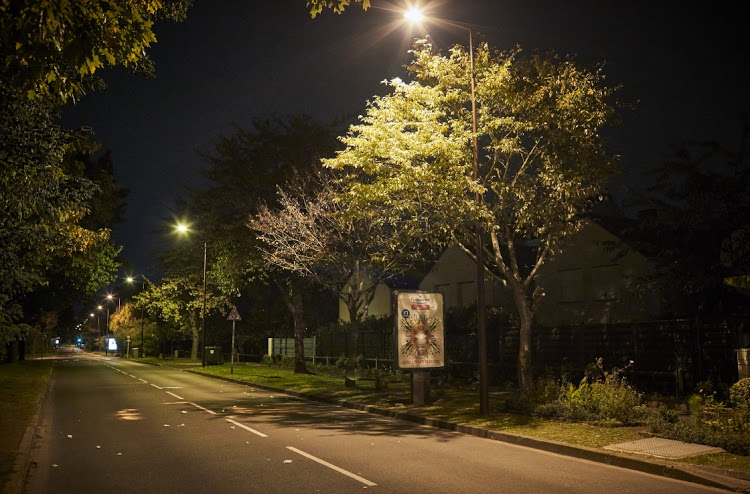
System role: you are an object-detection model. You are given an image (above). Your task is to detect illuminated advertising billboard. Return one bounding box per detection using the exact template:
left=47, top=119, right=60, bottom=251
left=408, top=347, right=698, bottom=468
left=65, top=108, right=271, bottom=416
left=394, top=291, right=444, bottom=369
left=107, top=338, right=118, bottom=351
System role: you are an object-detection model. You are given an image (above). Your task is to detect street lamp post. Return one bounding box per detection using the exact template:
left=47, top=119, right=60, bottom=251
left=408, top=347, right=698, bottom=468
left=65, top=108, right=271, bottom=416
left=177, top=223, right=208, bottom=368
left=127, top=276, right=147, bottom=358
left=405, top=8, right=489, bottom=415
left=201, top=239, right=207, bottom=368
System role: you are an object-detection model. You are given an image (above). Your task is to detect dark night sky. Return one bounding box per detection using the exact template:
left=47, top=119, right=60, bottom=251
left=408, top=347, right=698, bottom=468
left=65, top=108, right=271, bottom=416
left=61, top=0, right=749, bottom=277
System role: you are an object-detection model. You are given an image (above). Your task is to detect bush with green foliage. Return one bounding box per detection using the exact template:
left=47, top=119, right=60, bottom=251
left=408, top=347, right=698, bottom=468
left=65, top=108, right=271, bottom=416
left=650, top=381, right=750, bottom=456
left=533, top=358, right=646, bottom=425
left=731, top=378, right=750, bottom=407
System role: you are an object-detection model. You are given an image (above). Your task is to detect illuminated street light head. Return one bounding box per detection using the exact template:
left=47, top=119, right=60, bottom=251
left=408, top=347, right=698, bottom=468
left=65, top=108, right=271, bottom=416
left=176, top=223, right=190, bottom=234
left=106, top=294, right=114, bottom=301
left=404, top=6, right=424, bottom=24
left=126, top=276, right=134, bottom=283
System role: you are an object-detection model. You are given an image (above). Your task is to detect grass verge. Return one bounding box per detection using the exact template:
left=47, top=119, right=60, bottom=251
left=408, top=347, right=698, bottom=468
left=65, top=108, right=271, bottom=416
left=0, top=360, right=54, bottom=488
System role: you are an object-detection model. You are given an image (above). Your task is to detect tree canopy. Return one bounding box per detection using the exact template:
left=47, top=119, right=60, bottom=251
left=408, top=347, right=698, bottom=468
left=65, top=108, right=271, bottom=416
left=307, top=0, right=369, bottom=18
left=324, top=39, right=620, bottom=390
left=632, top=120, right=750, bottom=317
left=1, top=0, right=193, bottom=102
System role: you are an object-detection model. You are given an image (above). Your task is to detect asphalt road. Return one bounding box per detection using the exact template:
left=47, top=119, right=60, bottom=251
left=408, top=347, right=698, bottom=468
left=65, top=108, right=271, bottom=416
left=24, top=350, right=727, bottom=493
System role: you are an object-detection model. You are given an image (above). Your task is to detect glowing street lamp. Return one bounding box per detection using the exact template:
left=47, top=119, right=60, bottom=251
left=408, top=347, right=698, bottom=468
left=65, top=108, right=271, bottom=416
left=404, top=7, right=489, bottom=415
left=176, top=222, right=208, bottom=368
left=403, top=6, right=424, bottom=24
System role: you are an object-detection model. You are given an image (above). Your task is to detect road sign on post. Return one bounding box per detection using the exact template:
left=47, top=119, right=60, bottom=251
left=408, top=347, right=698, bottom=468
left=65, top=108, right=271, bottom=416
left=227, top=308, right=241, bottom=373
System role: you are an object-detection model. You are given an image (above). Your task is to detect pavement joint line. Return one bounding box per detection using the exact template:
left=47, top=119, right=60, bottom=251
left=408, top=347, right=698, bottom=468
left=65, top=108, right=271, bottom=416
left=226, top=418, right=267, bottom=437
left=286, top=446, right=377, bottom=487
left=166, top=391, right=184, bottom=400
left=188, top=401, right=217, bottom=415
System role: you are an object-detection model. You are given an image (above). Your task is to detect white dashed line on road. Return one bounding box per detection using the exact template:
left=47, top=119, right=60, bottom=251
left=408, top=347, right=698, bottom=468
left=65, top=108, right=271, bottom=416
left=150, top=383, right=163, bottom=389
left=188, top=402, right=216, bottom=415
left=226, top=418, right=268, bottom=437
left=166, top=391, right=184, bottom=400
left=286, top=446, right=377, bottom=487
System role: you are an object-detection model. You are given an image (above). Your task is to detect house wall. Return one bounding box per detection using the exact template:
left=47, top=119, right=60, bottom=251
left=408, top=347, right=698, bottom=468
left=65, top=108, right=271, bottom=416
left=534, top=221, right=660, bottom=326
left=416, top=221, right=661, bottom=326
left=419, top=245, right=506, bottom=309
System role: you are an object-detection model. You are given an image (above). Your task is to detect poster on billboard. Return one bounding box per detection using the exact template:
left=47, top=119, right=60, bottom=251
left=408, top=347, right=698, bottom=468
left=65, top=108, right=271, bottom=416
left=394, top=291, right=445, bottom=369
left=107, top=337, right=118, bottom=351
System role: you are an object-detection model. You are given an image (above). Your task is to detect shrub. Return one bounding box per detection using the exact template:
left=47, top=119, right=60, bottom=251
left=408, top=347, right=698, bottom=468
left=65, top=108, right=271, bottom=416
left=279, top=355, right=295, bottom=368
left=261, top=354, right=274, bottom=366
left=533, top=358, right=646, bottom=425
left=731, top=378, right=750, bottom=407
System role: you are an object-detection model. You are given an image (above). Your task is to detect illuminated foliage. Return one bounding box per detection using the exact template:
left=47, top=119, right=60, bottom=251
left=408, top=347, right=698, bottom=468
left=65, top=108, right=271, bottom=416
left=307, top=0, right=369, bottom=18
left=325, top=40, right=619, bottom=391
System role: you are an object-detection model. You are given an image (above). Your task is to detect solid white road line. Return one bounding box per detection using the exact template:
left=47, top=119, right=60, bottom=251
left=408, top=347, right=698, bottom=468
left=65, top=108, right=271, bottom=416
left=166, top=391, right=184, bottom=400
left=226, top=418, right=268, bottom=437
left=188, top=402, right=217, bottom=415
left=286, top=446, right=377, bottom=487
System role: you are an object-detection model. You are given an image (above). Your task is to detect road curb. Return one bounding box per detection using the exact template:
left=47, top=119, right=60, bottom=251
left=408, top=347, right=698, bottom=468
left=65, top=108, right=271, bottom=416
left=184, top=369, right=748, bottom=492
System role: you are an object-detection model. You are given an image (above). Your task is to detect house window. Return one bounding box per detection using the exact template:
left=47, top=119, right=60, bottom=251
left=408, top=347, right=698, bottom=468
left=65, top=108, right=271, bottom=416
left=592, top=265, right=619, bottom=301
left=559, top=268, right=583, bottom=302
left=458, top=281, right=475, bottom=307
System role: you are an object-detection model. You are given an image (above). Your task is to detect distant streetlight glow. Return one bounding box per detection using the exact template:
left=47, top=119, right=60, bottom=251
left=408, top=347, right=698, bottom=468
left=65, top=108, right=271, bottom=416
left=404, top=6, right=424, bottom=24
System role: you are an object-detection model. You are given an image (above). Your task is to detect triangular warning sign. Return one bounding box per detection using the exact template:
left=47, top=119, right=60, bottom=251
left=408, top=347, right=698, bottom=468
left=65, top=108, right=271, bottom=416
left=227, top=307, right=241, bottom=321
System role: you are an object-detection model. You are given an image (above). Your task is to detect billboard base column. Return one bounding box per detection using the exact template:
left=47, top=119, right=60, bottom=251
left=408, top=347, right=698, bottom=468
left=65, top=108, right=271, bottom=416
left=411, top=369, right=430, bottom=406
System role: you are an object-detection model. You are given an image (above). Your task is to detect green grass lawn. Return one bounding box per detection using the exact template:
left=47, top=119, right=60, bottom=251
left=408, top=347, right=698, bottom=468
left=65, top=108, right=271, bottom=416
left=0, top=360, right=54, bottom=487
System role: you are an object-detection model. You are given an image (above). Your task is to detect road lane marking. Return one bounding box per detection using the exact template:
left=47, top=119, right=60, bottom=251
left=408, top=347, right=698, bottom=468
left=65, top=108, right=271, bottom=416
left=150, top=384, right=163, bottom=390
left=286, top=446, right=376, bottom=487
left=138, top=378, right=148, bottom=383
left=188, top=402, right=216, bottom=415
left=166, top=391, right=184, bottom=400
left=226, top=418, right=267, bottom=437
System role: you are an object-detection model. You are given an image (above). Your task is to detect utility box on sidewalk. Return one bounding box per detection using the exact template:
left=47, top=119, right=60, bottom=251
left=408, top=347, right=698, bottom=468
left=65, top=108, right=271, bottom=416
left=205, top=346, right=222, bottom=365
left=132, top=348, right=139, bottom=359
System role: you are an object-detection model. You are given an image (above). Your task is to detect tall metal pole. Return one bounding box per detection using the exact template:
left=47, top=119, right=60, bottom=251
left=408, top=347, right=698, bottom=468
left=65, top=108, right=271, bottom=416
left=201, top=240, right=207, bottom=368
left=468, top=29, right=489, bottom=416
left=140, top=279, right=145, bottom=358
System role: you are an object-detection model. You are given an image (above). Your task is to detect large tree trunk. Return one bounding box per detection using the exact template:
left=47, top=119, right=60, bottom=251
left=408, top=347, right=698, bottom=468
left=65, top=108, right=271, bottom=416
left=346, top=303, right=361, bottom=372
left=277, top=279, right=309, bottom=374
left=510, top=281, right=534, bottom=393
